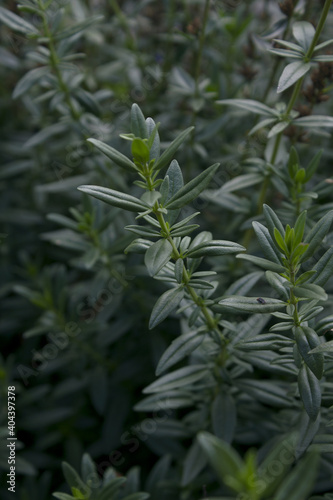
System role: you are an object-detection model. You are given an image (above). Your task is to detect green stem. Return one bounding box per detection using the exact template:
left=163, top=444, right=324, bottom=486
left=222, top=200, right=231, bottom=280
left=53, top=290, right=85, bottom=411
left=289, top=268, right=301, bottom=326
left=262, top=57, right=283, bottom=103
left=295, top=192, right=301, bottom=217
left=194, top=0, right=211, bottom=98
left=290, top=291, right=300, bottom=326
left=188, top=0, right=211, bottom=179
left=243, top=13, right=293, bottom=248
left=262, top=19, right=292, bottom=102
left=271, top=0, right=332, bottom=162
left=38, top=3, right=80, bottom=121
left=285, top=77, right=303, bottom=117
left=162, top=0, right=176, bottom=77
left=306, top=0, right=333, bottom=58
left=155, top=210, right=221, bottom=335
left=109, top=0, right=136, bottom=50
left=243, top=2, right=332, bottom=248
left=250, top=78, right=302, bottom=228
left=261, top=0, right=302, bottom=102
left=258, top=0, right=332, bottom=205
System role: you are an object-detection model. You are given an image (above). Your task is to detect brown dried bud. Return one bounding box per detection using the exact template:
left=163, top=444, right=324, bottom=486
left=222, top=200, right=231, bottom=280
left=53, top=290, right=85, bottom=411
left=319, top=62, right=333, bottom=78
left=243, top=35, right=255, bottom=59
left=311, top=69, right=321, bottom=84
left=239, top=64, right=257, bottom=81
left=283, top=125, right=309, bottom=143
left=296, top=105, right=312, bottom=116
left=279, top=0, right=295, bottom=17
left=283, top=124, right=297, bottom=139
left=186, top=17, right=201, bottom=35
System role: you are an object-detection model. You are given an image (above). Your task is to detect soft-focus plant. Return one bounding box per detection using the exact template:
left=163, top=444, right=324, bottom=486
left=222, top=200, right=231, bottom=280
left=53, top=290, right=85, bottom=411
left=1, top=1, right=333, bottom=499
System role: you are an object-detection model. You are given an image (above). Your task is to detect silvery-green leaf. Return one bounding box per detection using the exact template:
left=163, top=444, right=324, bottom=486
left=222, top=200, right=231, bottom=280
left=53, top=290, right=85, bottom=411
left=295, top=326, right=323, bottom=379
left=146, top=117, right=160, bottom=160
left=125, top=238, right=152, bottom=254
left=0, top=6, right=38, bottom=34
left=54, top=15, right=103, bottom=41
left=78, top=185, right=149, bottom=212
left=277, top=61, right=311, bottom=93
left=211, top=393, right=236, bottom=443
left=198, top=431, right=244, bottom=484
left=273, top=39, right=305, bottom=53
left=263, top=204, right=285, bottom=239
left=293, top=283, right=327, bottom=301
left=236, top=254, right=285, bottom=273
left=149, top=286, right=184, bottom=329
left=156, top=330, right=204, bottom=376
left=131, top=103, right=148, bottom=138
left=141, top=191, right=161, bottom=207
left=294, top=115, right=333, bottom=128
left=258, top=434, right=296, bottom=496
left=163, top=160, right=184, bottom=225
left=24, top=123, right=69, bottom=149
left=314, top=39, right=333, bottom=51
left=268, top=121, right=290, bottom=138
left=13, top=67, right=49, bottom=99
left=292, top=21, right=315, bottom=52
left=274, top=451, right=319, bottom=500
left=62, top=462, right=89, bottom=496
left=236, top=333, right=291, bottom=351
left=134, top=391, right=193, bottom=412
left=309, top=340, right=333, bottom=354
left=143, top=365, right=208, bottom=393
left=181, top=439, right=208, bottom=486
left=216, top=296, right=286, bottom=314
left=234, top=379, right=292, bottom=407
left=153, top=127, right=194, bottom=171
left=313, top=55, right=333, bottom=62
left=301, top=210, right=333, bottom=261
left=269, top=48, right=303, bottom=59
left=97, top=477, right=127, bottom=500
left=252, top=221, right=283, bottom=264
left=87, top=138, right=138, bottom=172
left=298, top=364, right=321, bottom=420
left=185, top=240, right=245, bottom=258
left=144, top=239, right=173, bottom=277
left=249, top=118, right=277, bottom=136
left=220, top=173, right=263, bottom=193
left=217, top=99, right=279, bottom=116
left=165, top=163, right=220, bottom=209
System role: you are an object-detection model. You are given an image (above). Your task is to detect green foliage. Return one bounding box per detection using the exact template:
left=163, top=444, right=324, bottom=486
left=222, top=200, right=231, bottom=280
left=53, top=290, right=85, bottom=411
left=53, top=454, right=149, bottom=500
left=1, top=1, right=333, bottom=499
